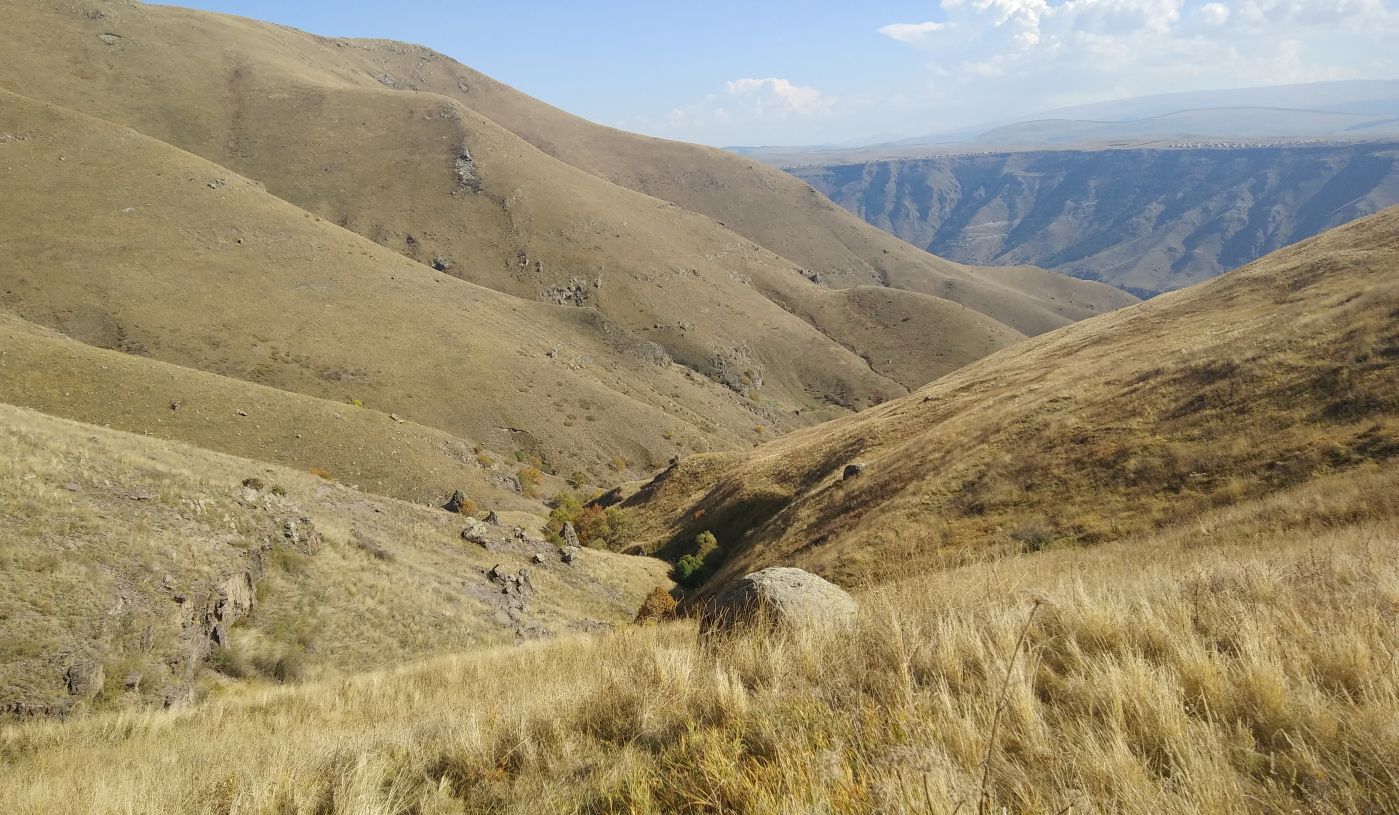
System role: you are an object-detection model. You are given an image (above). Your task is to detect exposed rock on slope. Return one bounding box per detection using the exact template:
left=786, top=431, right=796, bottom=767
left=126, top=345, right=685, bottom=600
left=792, top=143, right=1399, bottom=295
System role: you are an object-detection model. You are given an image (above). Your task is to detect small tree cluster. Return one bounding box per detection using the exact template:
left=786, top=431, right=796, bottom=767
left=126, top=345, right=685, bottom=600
left=545, top=492, right=631, bottom=550
left=675, top=530, right=720, bottom=587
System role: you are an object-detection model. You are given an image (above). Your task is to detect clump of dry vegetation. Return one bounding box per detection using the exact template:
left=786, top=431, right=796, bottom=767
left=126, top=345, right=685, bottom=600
left=2, top=467, right=1393, bottom=814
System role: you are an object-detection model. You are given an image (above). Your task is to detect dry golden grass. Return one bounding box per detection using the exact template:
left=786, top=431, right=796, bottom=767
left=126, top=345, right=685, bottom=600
left=0, top=402, right=669, bottom=714
left=0, top=311, right=545, bottom=508
left=1, top=467, right=1393, bottom=814
left=625, top=207, right=1399, bottom=592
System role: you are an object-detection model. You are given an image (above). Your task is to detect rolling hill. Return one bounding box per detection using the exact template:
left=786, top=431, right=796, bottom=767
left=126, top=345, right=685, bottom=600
left=1, top=212, right=1393, bottom=813
left=0, top=0, right=1132, bottom=489
left=622, top=207, right=1399, bottom=592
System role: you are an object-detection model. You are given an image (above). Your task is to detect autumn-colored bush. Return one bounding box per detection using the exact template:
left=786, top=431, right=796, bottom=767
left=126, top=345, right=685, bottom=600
left=632, top=586, right=677, bottom=624
left=546, top=492, right=631, bottom=549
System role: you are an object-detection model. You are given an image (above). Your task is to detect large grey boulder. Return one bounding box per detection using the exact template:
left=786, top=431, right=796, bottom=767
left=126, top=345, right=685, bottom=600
left=700, top=567, right=858, bottom=637
left=65, top=661, right=105, bottom=699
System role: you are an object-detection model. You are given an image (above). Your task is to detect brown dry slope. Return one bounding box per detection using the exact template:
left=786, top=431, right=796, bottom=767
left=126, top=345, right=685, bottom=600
left=0, top=0, right=1063, bottom=407
left=625, top=208, right=1399, bottom=591
left=0, top=310, right=547, bottom=508
left=405, top=58, right=1139, bottom=333
left=0, top=87, right=833, bottom=482
left=0, top=0, right=1130, bottom=410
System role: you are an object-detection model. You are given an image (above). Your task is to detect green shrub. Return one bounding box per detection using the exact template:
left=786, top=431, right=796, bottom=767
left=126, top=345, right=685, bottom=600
left=674, top=530, right=721, bottom=587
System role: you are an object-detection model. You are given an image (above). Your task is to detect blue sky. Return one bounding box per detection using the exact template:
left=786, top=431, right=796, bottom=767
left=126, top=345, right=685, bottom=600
left=171, top=0, right=1399, bottom=146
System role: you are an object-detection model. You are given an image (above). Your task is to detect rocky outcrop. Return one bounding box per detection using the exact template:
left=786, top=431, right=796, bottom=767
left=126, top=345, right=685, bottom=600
left=700, top=567, right=858, bottom=637
left=64, top=661, right=104, bottom=700
left=205, top=572, right=255, bottom=645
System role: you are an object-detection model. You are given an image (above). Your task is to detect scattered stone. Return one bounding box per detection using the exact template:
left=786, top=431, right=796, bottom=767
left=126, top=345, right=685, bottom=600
left=491, top=472, right=522, bottom=494
left=454, top=151, right=480, bottom=193
left=64, top=481, right=81, bottom=492
left=169, top=400, right=182, bottom=411
left=559, top=546, right=580, bottom=564
left=65, top=661, right=104, bottom=699
left=532, top=553, right=546, bottom=564
left=460, top=517, right=491, bottom=546
left=429, top=258, right=452, bottom=272
left=443, top=489, right=468, bottom=513
left=207, top=178, right=226, bottom=189
left=700, top=566, right=858, bottom=638
left=281, top=515, right=321, bottom=552
left=634, top=586, right=678, bottom=624
left=562, top=521, right=581, bottom=549
left=389, top=413, right=405, bottom=423
left=234, top=408, right=247, bottom=417
left=842, top=462, right=866, bottom=480
left=96, top=32, right=121, bottom=46
left=543, top=277, right=595, bottom=307
left=486, top=564, right=533, bottom=598
left=484, top=510, right=501, bottom=525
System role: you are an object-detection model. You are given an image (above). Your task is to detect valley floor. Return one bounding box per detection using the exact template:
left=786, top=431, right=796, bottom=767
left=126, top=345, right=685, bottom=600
left=3, top=466, right=1394, bottom=814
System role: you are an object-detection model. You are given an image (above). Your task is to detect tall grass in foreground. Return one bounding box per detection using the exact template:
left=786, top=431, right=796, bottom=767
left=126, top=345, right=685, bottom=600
left=2, top=476, right=1396, bottom=814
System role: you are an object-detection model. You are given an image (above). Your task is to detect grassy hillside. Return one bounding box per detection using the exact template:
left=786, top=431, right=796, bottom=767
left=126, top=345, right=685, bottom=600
left=2, top=464, right=1392, bottom=813
left=0, top=401, right=668, bottom=716
left=1, top=87, right=816, bottom=482
left=429, top=62, right=1136, bottom=334
left=0, top=311, right=542, bottom=508
left=622, top=207, right=1399, bottom=592
left=0, top=0, right=1105, bottom=418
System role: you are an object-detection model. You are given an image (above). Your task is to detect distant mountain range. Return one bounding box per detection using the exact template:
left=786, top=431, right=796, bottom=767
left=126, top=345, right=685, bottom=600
left=738, top=81, right=1399, bottom=295
left=790, top=142, right=1399, bottom=296
left=731, top=80, right=1399, bottom=164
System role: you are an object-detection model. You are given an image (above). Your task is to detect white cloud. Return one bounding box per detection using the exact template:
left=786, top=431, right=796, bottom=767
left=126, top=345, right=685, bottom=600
left=877, top=21, right=949, bottom=43
left=876, top=0, right=1399, bottom=124
left=724, top=77, right=838, bottom=117
left=1195, top=2, right=1232, bottom=22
